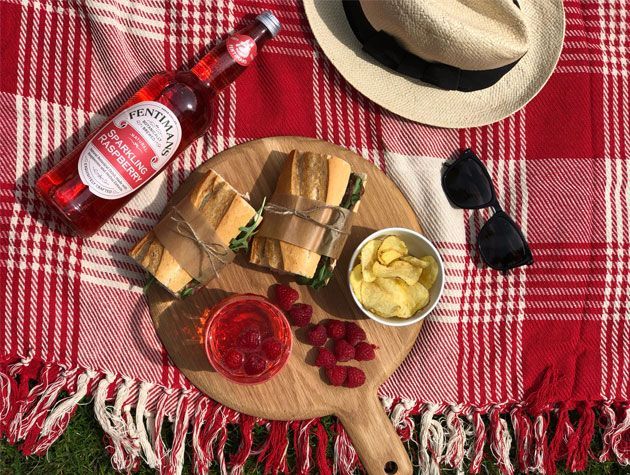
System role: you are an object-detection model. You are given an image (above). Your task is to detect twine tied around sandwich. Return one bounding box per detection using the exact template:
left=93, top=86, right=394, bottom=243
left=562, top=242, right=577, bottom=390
left=257, top=194, right=355, bottom=259
left=169, top=208, right=231, bottom=273
left=263, top=202, right=351, bottom=235
left=153, top=199, right=235, bottom=287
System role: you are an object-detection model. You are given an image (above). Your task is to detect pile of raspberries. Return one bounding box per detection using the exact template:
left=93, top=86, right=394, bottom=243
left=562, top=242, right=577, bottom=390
left=273, top=284, right=378, bottom=389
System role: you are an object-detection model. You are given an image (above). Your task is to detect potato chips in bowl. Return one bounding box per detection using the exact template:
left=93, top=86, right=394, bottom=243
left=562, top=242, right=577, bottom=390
left=348, top=228, right=444, bottom=327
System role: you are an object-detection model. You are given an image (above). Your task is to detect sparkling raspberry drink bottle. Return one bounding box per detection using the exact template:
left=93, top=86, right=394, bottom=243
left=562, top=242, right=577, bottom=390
left=36, top=12, right=281, bottom=237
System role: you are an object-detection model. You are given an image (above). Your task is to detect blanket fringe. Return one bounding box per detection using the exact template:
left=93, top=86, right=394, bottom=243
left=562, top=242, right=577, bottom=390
left=1, top=355, right=629, bottom=473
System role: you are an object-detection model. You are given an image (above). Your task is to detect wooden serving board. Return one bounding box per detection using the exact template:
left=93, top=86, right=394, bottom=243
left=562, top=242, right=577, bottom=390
left=147, top=137, right=423, bottom=475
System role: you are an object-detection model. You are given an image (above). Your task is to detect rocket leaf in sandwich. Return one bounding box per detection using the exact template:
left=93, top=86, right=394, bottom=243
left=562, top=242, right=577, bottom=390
left=228, top=197, right=266, bottom=253
left=299, top=174, right=365, bottom=289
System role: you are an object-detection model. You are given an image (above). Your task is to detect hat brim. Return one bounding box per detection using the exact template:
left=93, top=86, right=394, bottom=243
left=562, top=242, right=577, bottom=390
left=303, top=0, right=565, bottom=128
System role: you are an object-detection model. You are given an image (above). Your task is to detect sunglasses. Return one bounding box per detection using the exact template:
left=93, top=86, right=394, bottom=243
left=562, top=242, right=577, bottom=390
left=441, top=149, right=533, bottom=272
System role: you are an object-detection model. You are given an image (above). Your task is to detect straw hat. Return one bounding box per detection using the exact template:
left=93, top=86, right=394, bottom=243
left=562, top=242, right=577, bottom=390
left=304, top=0, right=565, bottom=128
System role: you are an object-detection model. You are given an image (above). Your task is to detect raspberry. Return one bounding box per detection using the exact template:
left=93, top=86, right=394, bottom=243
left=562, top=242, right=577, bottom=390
left=325, top=365, right=347, bottom=386
left=345, top=322, right=366, bottom=346
left=261, top=337, right=282, bottom=361
left=243, top=353, right=267, bottom=375
left=288, top=303, right=312, bottom=327
left=223, top=348, right=244, bottom=370
left=238, top=329, right=261, bottom=350
left=325, top=320, right=346, bottom=340
left=307, top=324, right=327, bottom=346
left=354, top=342, right=377, bottom=361
left=314, top=347, right=337, bottom=368
left=274, top=284, right=299, bottom=311
left=333, top=339, right=355, bottom=362
left=344, top=366, right=366, bottom=388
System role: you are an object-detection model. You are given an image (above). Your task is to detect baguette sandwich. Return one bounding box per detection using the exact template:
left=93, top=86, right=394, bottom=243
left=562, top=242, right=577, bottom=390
left=130, top=169, right=262, bottom=297
left=249, top=150, right=365, bottom=288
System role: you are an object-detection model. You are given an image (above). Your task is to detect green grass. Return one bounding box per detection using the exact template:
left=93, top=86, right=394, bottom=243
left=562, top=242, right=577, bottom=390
left=0, top=404, right=625, bottom=474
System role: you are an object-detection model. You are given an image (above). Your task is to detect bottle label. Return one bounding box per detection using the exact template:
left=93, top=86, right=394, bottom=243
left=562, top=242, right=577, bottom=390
left=226, top=34, right=257, bottom=66
left=78, top=101, right=182, bottom=200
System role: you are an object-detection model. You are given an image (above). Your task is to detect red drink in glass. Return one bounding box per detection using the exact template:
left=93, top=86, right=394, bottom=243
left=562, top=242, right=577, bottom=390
left=35, top=12, right=280, bottom=237
left=204, top=294, right=292, bottom=385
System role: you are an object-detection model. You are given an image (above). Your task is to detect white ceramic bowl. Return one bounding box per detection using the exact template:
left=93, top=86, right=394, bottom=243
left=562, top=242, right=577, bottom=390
left=347, top=228, right=445, bottom=327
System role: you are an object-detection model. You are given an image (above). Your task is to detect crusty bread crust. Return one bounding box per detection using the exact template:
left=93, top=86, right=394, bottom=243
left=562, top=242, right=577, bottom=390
left=249, top=150, right=351, bottom=278
left=129, top=169, right=256, bottom=294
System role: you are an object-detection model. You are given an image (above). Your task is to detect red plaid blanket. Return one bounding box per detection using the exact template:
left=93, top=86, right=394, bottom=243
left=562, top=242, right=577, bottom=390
left=0, top=0, right=628, bottom=473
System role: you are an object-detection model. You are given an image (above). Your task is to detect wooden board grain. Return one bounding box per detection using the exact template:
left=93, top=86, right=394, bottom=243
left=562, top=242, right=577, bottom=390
left=147, top=137, right=423, bottom=475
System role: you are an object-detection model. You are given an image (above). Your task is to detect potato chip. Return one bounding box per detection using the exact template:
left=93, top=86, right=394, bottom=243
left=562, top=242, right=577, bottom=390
left=408, top=282, right=430, bottom=313
left=377, top=236, right=408, bottom=265
left=361, top=280, right=403, bottom=318
left=418, top=256, right=439, bottom=289
left=360, top=239, right=382, bottom=282
left=349, top=264, right=363, bottom=300
left=400, top=255, right=430, bottom=269
left=372, top=260, right=422, bottom=286
left=373, top=278, right=416, bottom=318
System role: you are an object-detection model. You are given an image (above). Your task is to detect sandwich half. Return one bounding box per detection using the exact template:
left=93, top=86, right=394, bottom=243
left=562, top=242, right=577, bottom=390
left=130, top=169, right=260, bottom=297
left=249, top=150, right=365, bottom=288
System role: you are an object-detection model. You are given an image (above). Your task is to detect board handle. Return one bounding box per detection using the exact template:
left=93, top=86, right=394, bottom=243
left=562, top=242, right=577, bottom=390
left=337, top=393, right=412, bottom=475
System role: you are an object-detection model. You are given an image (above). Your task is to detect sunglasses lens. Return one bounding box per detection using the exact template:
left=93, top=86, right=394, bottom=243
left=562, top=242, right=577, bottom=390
left=478, top=212, right=532, bottom=270
left=443, top=153, right=494, bottom=208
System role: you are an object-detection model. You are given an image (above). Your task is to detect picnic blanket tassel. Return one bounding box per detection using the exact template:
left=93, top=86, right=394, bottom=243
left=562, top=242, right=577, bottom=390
left=510, top=406, right=532, bottom=473
left=134, top=381, right=159, bottom=469
left=6, top=358, right=49, bottom=444
left=609, top=403, right=629, bottom=464
left=333, top=421, right=361, bottom=475
left=444, top=404, right=466, bottom=471
left=1, top=356, right=33, bottom=440
left=229, top=414, right=256, bottom=475
left=214, top=407, right=235, bottom=475
left=0, top=361, right=16, bottom=439
left=314, top=419, right=333, bottom=475
left=19, top=367, right=75, bottom=454
left=28, top=369, right=99, bottom=455
left=10, top=363, right=64, bottom=444
left=151, top=388, right=171, bottom=472
left=292, top=419, right=314, bottom=475
left=201, top=403, right=230, bottom=474
left=417, top=402, right=444, bottom=475
left=565, top=402, right=595, bottom=472
left=489, top=407, right=514, bottom=475
left=389, top=398, right=416, bottom=441
left=191, top=398, right=211, bottom=474
left=255, top=420, right=290, bottom=474
left=468, top=410, right=487, bottom=474
left=531, top=412, right=550, bottom=474
left=548, top=403, right=572, bottom=468
left=164, top=392, right=191, bottom=475
left=114, top=378, right=142, bottom=471
left=598, top=402, right=616, bottom=462
left=94, top=375, right=139, bottom=472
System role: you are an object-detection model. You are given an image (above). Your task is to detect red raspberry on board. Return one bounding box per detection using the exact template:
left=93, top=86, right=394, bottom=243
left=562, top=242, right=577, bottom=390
left=307, top=324, right=328, bottom=346
left=314, top=347, right=337, bottom=368
left=244, top=353, right=267, bottom=375
left=288, top=303, right=313, bottom=327
left=325, top=365, right=348, bottom=386
left=261, top=337, right=282, bottom=361
left=223, top=348, right=244, bottom=370
left=354, top=342, right=377, bottom=361
left=274, top=284, right=299, bottom=311
left=333, top=339, right=355, bottom=362
left=238, top=329, right=261, bottom=350
left=344, top=367, right=366, bottom=388
left=345, top=322, right=367, bottom=346
left=325, top=320, right=346, bottom=340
